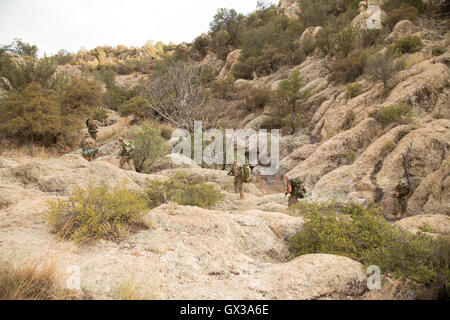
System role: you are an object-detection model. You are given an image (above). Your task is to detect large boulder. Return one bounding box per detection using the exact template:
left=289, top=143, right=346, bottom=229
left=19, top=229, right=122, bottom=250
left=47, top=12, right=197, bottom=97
left=299, top=26, right=322, bottom=48
left=407, top=156, right=450, bottom=216
left=395, top=214, right=450, bottom=238
left=376, top=122, right=450, bottom=211
left=0, top=198, right=369, bottom=299
left=216, top=49, right=241, bottom=80
left=314, top=125, right=412, bottom=203
left=288, top=118, right=381, bottom=188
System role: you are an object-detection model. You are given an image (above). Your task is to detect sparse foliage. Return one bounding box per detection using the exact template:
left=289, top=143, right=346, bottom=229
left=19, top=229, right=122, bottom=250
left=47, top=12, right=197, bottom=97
left=132, top=124, right=168, bottom=173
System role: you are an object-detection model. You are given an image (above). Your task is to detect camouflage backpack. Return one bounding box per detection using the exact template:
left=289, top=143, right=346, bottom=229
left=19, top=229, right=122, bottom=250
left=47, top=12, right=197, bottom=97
left=121, top=141, right=135, bottom=156
left=289, top=178, right=306, bottom=198
left=397, top=180, right=410, bottom=197
left=241, top=165, right=252, bottom=183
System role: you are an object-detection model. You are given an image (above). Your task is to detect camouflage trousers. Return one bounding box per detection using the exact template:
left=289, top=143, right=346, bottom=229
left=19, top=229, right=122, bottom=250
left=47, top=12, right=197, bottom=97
left=234, top=178, right=244, bottom=200
left=397, top=197, right=408, bottom=218
left=288, top=195, right=299, bottom=208
left=82, top=153, right=94, bottom=162
left=120, top=156, right=135, bottom=171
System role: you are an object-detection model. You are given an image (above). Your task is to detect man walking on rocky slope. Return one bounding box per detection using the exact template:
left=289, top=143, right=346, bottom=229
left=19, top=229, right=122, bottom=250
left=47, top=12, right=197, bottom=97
left=86, top=119, right=101, bottom=140
left=395, top=178, right=412, bottom=219
left=80, top=132, right=98, bottom=161
left=228, top=160, right=252, bottom=200
left=285, top=175, right=308, bottom=208
left=118, top=137, right=136, bottom=171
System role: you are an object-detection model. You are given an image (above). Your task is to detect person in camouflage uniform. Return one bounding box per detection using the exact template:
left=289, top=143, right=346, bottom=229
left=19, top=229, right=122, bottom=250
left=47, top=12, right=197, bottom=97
left=394, top=178, right=412, bottom=218
left=80, top=132, right=98, bottom=161
left=118, top=137, right=136, bottom=171
left=228, top=160, right=246, bottom=200
left=86, top=119, right=101, bottom=140
left=284, top=174, right=308, bottom=208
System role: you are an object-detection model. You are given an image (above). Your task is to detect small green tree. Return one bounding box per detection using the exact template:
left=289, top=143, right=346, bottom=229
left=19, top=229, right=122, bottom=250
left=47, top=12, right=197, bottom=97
left=118, top=96, right=150, bottom=119
left=365, top=47, right=404, bottom=89
left=132, top=124, right=168, bottom=173
left=0, top=83, right=78, bottom=144
left=60, top=77, right=103, bottom=117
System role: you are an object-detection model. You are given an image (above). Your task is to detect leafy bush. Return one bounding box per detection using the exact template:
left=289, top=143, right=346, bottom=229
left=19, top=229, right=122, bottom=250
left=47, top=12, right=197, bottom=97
left=342, top=110, right=356, bottom=130
left=333, top=26, right=357, bottom=59
left=346, top=82, right=363, bottom=98
left=144, top=171, right=224, bottom=209
left=96, top=67, right=116, bottom=88
left=365, top=47, right=405, bottom=88
left=289, top=201, right=449, bottom=298
left=0, top=53, right=57, bottom=92
left=0, top=83, right=79, bottom=145
left=369, top=103, right=413, bottom=126
left=132, top=124, right=168, bottom=173
left=45, top=183, right=150, bottom=244
left=235, top=16, right=304, bottom=78
left=60, top=77, right=103, bottom=117
left=432, top=46, right=445, bottom=56
left=394, top=36, right=424, bottom=54
left=193, top=35, right=210, bottom=58
left=298, top=0, right=338, bottom=28
left=118, top=96, right=150, bottom=119
left=382, top=0, right=428, bottom=14
left=103, top=84, right=137, bottom=110
left=330, top=49, right=367, bottom=83
left=92, top=108, right=108, bottom=123
left=385, top=4, right=419, bottom=28
left=239, top=85, right=272, bottom=112
left=210, top=76, right=235, bottom=100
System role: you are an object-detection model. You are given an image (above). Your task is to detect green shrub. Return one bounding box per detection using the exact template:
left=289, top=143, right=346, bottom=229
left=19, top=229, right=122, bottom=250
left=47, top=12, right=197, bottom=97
left=60, top=77, right=103, bottom=117
left=330, top=49, right=367, bottom=83
left=288, top=201, right=449, bottom=297
left=369, top=103, right=413, bottom=126
left=118, top=96, right=150, bottom=119
left=394, top=36, right=424, bottom=54
left=333, top=26, right=357, bottom=59
left=45, top=183, right=150, bottom=244
left=382, top=0, right=428, bottom=14
left=103, top=85, right=137, bottom=110
left=0, top=83, right=79, bottom=145
left=432, top=46, right=445, bottom=56
left=298, top=0, right=337, bottom=28
left=240, top=85, right=272, bottom=112
left=346, top=82, right=363, bottom=98
left=386, top=4, right=419, bottom=28
left=92, top=108, right=108, bottom=123
left=0, top=54, right=57, bottom=92
left=365, top=47, right=405, bottom=88
left=384, top=139, right=395, bottom=151
left=96, top=68, right=116, bottom=88
left=193, top=35, right=210, bottom=58
left=342, top=110, right=356, bottom=130
left=210, top=76, right=235, bottom=100
left=144, top=171, right=224, bottom=209
left=132, top=124, right=168, bottom=173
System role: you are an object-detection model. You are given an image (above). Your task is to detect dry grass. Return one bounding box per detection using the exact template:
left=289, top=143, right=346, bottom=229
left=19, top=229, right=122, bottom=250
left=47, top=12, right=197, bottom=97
left=97, top=119, right=142, bottom=144
left=361, top=277, right=414, bottom=300
left=0, top=260, right=86, bottom=300
left=0, top=144, right=56, bottom=162
left=112, top=279, right=155, bottom=300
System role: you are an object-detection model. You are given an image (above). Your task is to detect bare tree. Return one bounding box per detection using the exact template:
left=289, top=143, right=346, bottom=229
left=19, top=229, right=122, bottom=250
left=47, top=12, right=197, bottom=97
left=143, top=62, right=220, bottom=132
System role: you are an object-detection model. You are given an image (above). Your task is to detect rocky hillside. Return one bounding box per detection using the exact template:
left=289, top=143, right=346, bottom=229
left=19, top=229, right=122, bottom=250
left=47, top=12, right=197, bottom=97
left=0, top=0, right=449, bottom=300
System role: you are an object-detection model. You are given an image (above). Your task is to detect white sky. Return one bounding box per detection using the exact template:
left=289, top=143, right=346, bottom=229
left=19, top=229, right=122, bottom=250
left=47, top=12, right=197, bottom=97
left=0, top=0, right=268, bottom=56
